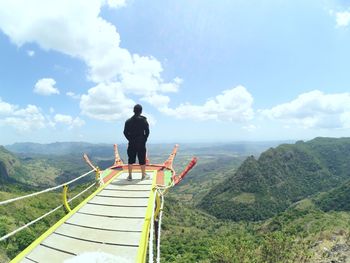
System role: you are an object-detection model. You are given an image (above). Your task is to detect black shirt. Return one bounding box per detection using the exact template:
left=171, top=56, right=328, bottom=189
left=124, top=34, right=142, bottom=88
left=123, top=115, right=150, bottom=142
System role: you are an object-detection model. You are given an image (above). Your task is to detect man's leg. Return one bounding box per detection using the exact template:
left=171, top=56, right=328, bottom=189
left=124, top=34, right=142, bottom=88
left=138, top=142, right=147, bottom=180
left=128, top=164, right=133, bottom=180
left=127, top=142, right=136, bottom=180
left=141, top=164, right=146, bottom=180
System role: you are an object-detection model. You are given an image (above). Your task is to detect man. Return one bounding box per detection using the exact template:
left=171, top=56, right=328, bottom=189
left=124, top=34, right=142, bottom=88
left=123, top=104, right=150, bottom=181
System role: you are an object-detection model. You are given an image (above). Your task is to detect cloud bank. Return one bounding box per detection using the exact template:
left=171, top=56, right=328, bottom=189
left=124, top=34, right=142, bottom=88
left=261, top=90, right=350, bottom=129
left=162, top=86, right=254, bottom=122
left=0, top=0, right=187, bottom=122
left=0, top=98, right=84, bottom=131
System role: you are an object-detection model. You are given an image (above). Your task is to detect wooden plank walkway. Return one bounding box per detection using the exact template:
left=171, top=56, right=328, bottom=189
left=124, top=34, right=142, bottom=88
left=20, top=171, right=154, bottom=263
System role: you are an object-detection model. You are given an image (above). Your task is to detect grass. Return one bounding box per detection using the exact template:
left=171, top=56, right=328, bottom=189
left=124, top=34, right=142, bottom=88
left=232, top=192, right=256, bottom=204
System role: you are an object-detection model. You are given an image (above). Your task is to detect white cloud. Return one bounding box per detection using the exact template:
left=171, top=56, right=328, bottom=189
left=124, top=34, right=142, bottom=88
left=161, top=86, right=254, bottom=122
left=66, top=91, right=81, bottom=100
left=242, top=124, right=257, bottom=132
left=54, top=114, right=85, bottom=128
left=0, top=0, right=128, bottom=82
left=261, top=90, right=350, bottom=129
left=0, top=98, right=86, bottom=131
left=0, top=1, right=177, bottom=87
left=80, top=83, right=135, bottom=121
left=104, top=0, right=126, bottom=9
left=1, top=104, right=46, bottom=131
left=0, top=98, right=16, bottom=115
left=335, top=11, right=350, bottom=27
left=27, top=50, right=35, bottom=57
left=120, top=54, right=180, bottom=95
left=34, top=78, right=60, bottom=96
left=0, top=0, right=181, bottom=121
left=141, top=93, right=170, bottom=109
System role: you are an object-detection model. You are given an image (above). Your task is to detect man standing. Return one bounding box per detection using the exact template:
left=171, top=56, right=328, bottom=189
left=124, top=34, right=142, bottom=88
left=123, top=104, right=150, bottom=181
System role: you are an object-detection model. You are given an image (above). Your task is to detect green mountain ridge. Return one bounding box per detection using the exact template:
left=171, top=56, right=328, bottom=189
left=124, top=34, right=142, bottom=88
left=0, top=146, right=26, bottom=183
left=0, top=145, right=93, bottom=187
left=199, top=137, right=350, bottom=221
left=314, top=179, right=350, bottom=212
left=1, top=139, right=350, bottom=262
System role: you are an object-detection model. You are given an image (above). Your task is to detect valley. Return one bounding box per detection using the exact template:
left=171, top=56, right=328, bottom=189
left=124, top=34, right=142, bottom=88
left=0, top=139, right=349, bottom=262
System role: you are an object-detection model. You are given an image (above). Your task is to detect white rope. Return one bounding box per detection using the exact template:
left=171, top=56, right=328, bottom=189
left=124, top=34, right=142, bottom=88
left=0, top=169, right=95, bottom=206
left=148, top=189, right=157, bottom=263
left=0, top=182, right=96, bottom=242
left=67, top=183, right=96, bottom=203
left=156, top=190, right=165, bottom=263
left=0, top=203, right=63, bottom=242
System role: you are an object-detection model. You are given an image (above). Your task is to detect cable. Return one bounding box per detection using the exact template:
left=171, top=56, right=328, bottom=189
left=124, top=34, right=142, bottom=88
left=0, top=181, right=96, bottom=242
left=0, top=169, right=94, bottom=206
left=156, top=190, right=165, bottom=263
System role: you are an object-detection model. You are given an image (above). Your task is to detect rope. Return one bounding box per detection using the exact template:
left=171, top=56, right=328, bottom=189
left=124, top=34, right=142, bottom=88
left=0, top=169, right=94, bottom=206
left=67, top=182, right=96, bottom=203
left=147, top=186, right=168, bottom=263
left=0, top=181, right=96, bottom=242
left=148, top=189, right=157, bottom=263
left=156, top=190, right=165, bottom=263
left=0, top=203, right=63, bottom=242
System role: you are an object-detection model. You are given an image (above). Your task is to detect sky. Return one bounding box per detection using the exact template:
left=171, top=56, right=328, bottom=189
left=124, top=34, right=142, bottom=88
left=1, top=0, right=350, bottom=145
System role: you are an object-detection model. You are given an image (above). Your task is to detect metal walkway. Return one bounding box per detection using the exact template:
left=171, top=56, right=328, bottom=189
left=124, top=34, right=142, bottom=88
left=4, top=144, right=197, bottom=263
left=19, top=171, right=155, bottom=263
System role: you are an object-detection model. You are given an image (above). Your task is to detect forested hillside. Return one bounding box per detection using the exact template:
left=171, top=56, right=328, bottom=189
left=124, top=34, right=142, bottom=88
left=0, top=146, right=27, bottom=184
left=199, top=137, right=350, bottom=221
left=2, top=139, right=350, bottom=262
left=314, top=179, right=350, bottom=212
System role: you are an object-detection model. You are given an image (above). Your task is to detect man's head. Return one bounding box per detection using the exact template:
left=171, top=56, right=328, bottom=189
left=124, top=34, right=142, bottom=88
left=133, top=104, right=142, bottom=115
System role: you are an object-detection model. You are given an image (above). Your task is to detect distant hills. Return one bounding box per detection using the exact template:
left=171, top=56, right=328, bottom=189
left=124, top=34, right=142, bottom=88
left=199, top=137, right=350, bottom=221
left=6, top=142, right=115, bottom=158
left=0, top=144, right=93, bottom=187
left=5, top=141, right=290, bottom=157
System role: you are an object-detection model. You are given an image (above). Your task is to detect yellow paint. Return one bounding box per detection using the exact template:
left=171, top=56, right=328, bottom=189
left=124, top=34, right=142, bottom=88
left=95, top=167, right=101, bottom=182
left=62, top=185, right=72, bottom=213
left=154, top=192, right=161, bottom=219
left=136, top=170, right=157, bottom=263
left=10, top=170, right=125, bottom=263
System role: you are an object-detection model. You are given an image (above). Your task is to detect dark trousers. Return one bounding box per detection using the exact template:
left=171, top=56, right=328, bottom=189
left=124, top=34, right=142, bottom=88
left=127, top=140, right=146, bottom=165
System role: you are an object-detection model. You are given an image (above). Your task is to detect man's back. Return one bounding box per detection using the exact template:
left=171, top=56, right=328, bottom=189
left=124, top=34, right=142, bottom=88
left=124, top=115, right=149, bottom=142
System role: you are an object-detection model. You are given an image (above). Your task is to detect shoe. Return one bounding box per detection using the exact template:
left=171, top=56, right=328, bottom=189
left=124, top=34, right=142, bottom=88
left=141, top=174, right=149, bottom=180
left=127, top=176, right=132, bottom=181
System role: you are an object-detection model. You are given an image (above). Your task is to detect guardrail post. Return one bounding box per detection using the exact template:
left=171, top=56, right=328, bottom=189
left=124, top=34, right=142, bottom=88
left=154, top=190, right=161, bottom=219
left=95, top=166, right=102, bottom=186
left=62, top=185, right=72, bottom=213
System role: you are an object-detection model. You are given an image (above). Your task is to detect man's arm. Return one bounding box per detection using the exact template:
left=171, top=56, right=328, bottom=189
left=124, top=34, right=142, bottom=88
left=123, top=122, right=131, bottom=141
left=144, top=118, right=150, bottom=141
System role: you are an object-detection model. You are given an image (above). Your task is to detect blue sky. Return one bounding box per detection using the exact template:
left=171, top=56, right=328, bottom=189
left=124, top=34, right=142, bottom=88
left=1, top=0, right=350, bottom=145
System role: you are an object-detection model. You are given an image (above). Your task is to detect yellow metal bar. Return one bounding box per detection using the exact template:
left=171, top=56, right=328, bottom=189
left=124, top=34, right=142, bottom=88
left=136, top=171, right=157, bottom=263
left=95, top=166, right=101, bottom=186
left=154, top=191, right=161, bottom=219
left=62, top=185, right=71, bottom=213
left=10, top=170, right=125, bottom=263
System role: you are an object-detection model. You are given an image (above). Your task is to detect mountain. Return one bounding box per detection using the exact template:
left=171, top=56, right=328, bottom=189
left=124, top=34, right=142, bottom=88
left=1, top=140, right=350, bottom=262
left=199, top=137, right=350, bottom=221
left=0, top=145, right=93, bottom=187
left=0, top=146, right=26, bottom=183
left=314, top=179, right=350, bottom=212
